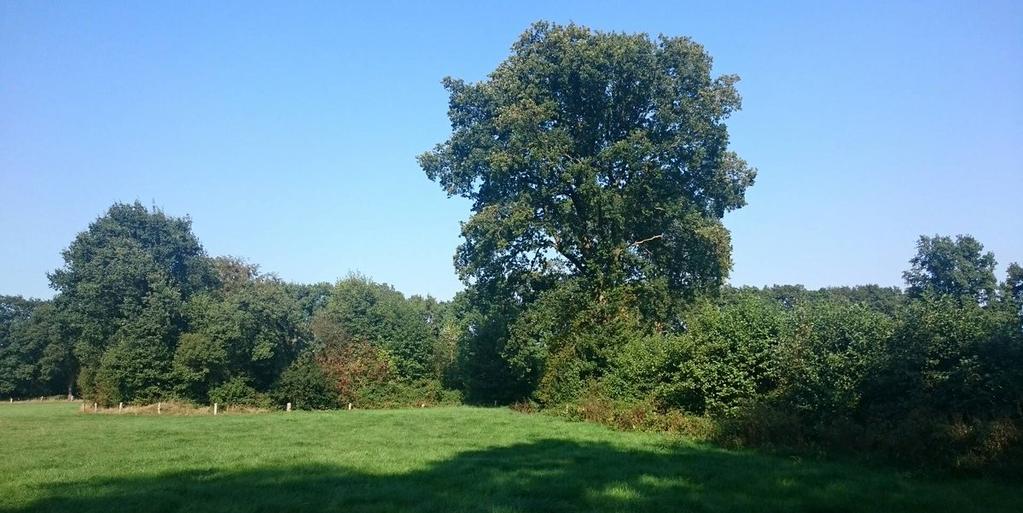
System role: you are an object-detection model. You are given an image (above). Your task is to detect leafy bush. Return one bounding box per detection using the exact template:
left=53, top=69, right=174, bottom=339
left=271, top=355, right=337, bottom=410
left=776, top=301, right=893, bottom=423
left=505, top=282, right=646, bottom=406
left=93, top=337, right=173, bottom=406
left=209, top=376, right=270, bottom=408
left=556, top=391, right=717, bottom=441
left=354, top=379, right=462, bottom=409
left=172, top=332, right=228, bottom=402
left=656, top=295, right=784, bottom=416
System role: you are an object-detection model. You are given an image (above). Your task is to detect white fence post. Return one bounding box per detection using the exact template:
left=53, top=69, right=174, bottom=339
left=213, top=403, right=218, bottom=416
left=286, top=402, right=292, bottom=412
left=157, top=402, right=162, bottom=415
left=118, top=402, right=123, bottom=413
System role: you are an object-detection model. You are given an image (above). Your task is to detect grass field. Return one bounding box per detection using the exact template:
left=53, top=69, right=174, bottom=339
left=0, top=402, right=1019, bottom=512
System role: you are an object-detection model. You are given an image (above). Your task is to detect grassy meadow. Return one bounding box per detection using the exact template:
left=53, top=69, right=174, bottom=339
left=0, top=401, right=1019, bottom=513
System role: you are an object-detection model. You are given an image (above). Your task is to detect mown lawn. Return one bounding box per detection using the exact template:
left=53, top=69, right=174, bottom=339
left=0, top=402, right=1018, bottom=512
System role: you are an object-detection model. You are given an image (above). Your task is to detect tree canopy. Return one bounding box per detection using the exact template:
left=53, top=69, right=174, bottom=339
left=419, top=22, right=755, bottom=299
left=903, top=234, right=998, bottom=303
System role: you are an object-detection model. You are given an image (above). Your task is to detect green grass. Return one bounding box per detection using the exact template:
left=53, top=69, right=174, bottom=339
left=0, top=402, right=1019, bottom=512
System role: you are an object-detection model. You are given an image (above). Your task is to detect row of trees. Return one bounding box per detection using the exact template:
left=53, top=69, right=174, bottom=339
left=0, top=203, right=461, bottom=408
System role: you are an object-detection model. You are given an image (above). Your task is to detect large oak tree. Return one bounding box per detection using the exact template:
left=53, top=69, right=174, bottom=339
left=420, top=22, right=755, bottom=299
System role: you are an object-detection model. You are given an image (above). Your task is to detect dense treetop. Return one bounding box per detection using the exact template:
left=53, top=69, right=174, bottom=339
left=420, top=22, right=755, bottom=298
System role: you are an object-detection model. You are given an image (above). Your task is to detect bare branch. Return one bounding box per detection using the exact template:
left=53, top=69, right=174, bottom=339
left=630, top=234, right=664, bottom=246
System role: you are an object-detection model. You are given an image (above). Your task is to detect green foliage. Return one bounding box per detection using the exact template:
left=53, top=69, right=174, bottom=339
left=502, top=281, right=651, bottom=406
left=181, top=277, right=309, bottom=395
left=656, top=295, right=785, bottom=416
left=46, top=202, right=215, bottom=400
left=904, top=234, right=998, bottom=303
left=172, top=332, right=229, bottom=402
left=271, top=354, right=337, bottom=410
left=0, top=295, right=43, bottom=350
left=208, top=376, right=270, bottom=408
left=447, top=289, right=525, bottom=404
left=353, top=379, right=463, bottom=409
left=92, top=282, right=182, bottom=405
left=420, top=21, right=753, bottom=301
left=94, top=337, right=172, bottom=406
left=1006, top=263, right=1023, bottom=309
left=776, top=302, right=893, bottom=421
left=317, top=275, right=436, bottom=380
left=0, top=300, right=74, bottom=398
left=876, top=294, right=1022, bottom=420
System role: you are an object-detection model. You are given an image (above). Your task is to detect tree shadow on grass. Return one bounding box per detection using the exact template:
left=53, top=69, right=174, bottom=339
left=10, top=439, right=1017, bottom=513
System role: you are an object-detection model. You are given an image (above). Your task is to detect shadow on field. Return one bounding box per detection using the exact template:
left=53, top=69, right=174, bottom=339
left=8, top=439, right=996, bottom=513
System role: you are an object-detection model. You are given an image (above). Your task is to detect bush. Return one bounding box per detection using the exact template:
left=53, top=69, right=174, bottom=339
left=555, top=390, right=717, bottom=441
left=354, top=379, right=462, bottom=409
left=209, top=376, right=270, bottom=408
left=271, top=355, right=337, bottom=410
left=505, top=282, right=647, bottom=406
left=656, top=295, right=784, bottom=416
left=93, top=337, right=173, bottom=406
left=602, top=335, right=671, bottom=402
left=775, top=301, right=893, bottom=423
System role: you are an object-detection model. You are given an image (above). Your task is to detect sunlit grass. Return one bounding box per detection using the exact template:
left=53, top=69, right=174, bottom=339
left=0, top=402, right=1018, bottom=512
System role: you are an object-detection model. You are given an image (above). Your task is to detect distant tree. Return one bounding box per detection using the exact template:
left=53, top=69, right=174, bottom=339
left=743, top=285, right=811, bottom=309
left=1006, top=263, right=1023, bottom=305
left=316, top=275, right=435, bottom=380
left=181, top=278, right=307, bottom=393
left=816, top=285, right=904, bottom=316
left=903, top=234, right=997, bottom=303
left=0, top=295, right=42, bottom=351
left=0, top=300, right=74, bottom=398
left=419, top=21, right=755, bottom=301
left=172, top=332, right=229, bottom=402
left=49, top=202, right=216, bottom=399
left=212, top=256, right=262, bottom=294
left=93, top=281, right=182, bottom=404
left=0, top=296, right=42, bottom=397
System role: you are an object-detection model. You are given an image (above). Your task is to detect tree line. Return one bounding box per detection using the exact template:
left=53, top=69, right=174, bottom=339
left=0, top=202, right=461, bottom=408
left=1, top=22, right=1020, bottom=474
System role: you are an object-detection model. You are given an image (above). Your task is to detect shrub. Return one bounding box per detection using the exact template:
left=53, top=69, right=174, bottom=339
left=656, top=295, right=784, bottom=416
left=271, top=354, right=337, bottom=410
left=209, top=376, right=270, bottom=408
left=354, top=379, right=462, bottom=409
left=775, top=301, right=893, bottom=423
left=172, top=332, right=228, bottom=402
left=505, top=282, right=647, bottom=406
left=93, top=337, right=173, bottom=406
left=556, top=390, right=717, bottom=441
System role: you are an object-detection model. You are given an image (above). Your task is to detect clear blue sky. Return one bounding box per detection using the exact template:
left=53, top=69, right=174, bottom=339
left=2, top=1, right=1021, bottom=300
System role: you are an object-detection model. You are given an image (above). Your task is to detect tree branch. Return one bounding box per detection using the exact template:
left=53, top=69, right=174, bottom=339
left=630, top=234, right=664, bottom=246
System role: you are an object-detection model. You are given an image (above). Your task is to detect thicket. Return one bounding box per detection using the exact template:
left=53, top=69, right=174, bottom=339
left=544, top=279, right=1023, bottom=475
left=0, top=203, right=461, bottom=410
